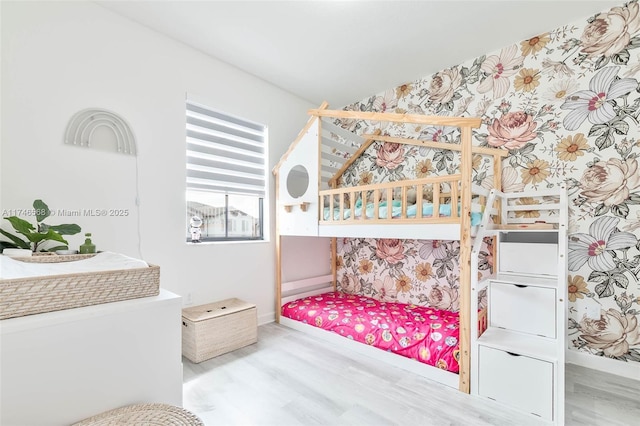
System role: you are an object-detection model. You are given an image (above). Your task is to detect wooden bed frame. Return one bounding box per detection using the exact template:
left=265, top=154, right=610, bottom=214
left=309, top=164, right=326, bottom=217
left=272, top=103, right=507, bottom=393
left=279, top=274, right=489, bottom=389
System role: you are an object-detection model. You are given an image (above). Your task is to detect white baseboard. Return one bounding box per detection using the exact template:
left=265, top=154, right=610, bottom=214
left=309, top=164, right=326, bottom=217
left=258, top=312, right=275, bottom=326
left=566, top=348, right=640, bottom=379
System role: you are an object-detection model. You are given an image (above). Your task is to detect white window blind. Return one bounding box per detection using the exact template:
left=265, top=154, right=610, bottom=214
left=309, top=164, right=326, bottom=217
left=186, top=100, right=266, bottom=197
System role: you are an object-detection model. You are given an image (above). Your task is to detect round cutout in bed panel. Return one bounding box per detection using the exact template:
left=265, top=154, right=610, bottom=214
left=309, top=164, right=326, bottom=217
left=286, top=165, right=309, bottom=199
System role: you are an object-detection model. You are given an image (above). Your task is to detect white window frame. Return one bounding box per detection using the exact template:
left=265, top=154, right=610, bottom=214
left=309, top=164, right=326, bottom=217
left=185, top=97, right=268, bottom=242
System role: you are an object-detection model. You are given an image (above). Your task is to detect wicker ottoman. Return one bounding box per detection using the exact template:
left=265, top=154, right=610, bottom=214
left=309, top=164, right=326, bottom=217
left=72, top=403, right=204, bottom=426
left=182, top=298, right=257, bottom=363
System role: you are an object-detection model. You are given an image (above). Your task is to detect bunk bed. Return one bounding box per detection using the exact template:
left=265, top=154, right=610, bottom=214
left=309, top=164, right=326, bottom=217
left=272, top=103, right=509, bottom=393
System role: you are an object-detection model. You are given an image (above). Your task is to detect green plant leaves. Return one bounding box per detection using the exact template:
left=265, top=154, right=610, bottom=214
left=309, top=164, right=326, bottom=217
left=0, top=228, right=30, bottom=249
left=5, top=216, right=35, bottom=236
left=49, top=224, right=81, bottom=235
left=1, top=199, right=81, bottom=252
left=46, top=245, right=69, bottom=253
left=33, top=199, right=51, bottom=222
left=28, top=229, right=68, bottom=245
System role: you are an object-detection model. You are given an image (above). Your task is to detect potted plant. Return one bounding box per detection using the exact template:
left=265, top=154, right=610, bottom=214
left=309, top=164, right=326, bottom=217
left=0, top=199, right=81, bottom=252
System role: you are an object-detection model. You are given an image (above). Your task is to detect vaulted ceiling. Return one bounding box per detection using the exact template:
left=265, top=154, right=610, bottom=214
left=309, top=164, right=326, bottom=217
left=97, top=0, right=622, bottom=107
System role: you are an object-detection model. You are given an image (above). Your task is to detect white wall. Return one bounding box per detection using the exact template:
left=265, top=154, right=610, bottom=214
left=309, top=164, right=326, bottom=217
left=0, top=0, right=317, bottom=322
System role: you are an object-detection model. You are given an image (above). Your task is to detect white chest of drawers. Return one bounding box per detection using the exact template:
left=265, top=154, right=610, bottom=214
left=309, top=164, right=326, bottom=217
left=471, top=187, right=567, bottom=425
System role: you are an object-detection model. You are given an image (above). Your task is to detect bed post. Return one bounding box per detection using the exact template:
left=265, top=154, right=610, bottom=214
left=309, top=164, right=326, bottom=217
left=458, top=125, right=473, bottom=394
left=331, top=237, right=337, bottom=290
left=330, top=179, right=338, bottom=290
left=493, top=153, right=503, bottom=223
left=275, top=169, right=282, bottom=323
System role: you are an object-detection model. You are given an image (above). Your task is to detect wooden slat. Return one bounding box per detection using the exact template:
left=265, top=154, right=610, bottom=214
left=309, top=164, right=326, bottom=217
left=320, top=175, right=461, bottom=196
left=321, top=151, right=349, bottom=165
left=416, top=184, right=423, bottom=219
left=331, top=237, right=337, bottom=291
left=458, top=125, right=473, bottom=394
left=451, top=183, right=459, bottom=218
left=507, top=204, right=562, bottom=212
left=433, top=184, right=441, bottom=219
left=275, top=174, right=282, bottom=322
left=374, top=189, right=380, bottom=220
left=493, top=153, right=503, bottom=224
left=401, top=186, right=407, bottom=219
left=317, top=112, right=324, bottom=211
left=310, top=108, right=483, bottom=128
left=321, top=171, right=336, bottom=181
left=362, top=134, right=509, bottom=158
left=321, top=217, right=461, bottom=225
left=320, top=158, right=342, bottom=172
left=350, top=190, right=355, bottom=222
left=321, top=135, right=359, bottom=154
left=320, top=118, right=365, bottom=144
left=329, top=129, right=381, bottom=187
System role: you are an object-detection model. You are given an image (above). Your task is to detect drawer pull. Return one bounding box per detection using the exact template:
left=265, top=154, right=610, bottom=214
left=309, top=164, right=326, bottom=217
left=514, top=284, right=528, bottom=288
left=506, top=351, right=521, bottom=357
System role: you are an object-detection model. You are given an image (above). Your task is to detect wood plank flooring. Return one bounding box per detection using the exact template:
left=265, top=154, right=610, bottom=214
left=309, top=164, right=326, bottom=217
left=183, top=323, right=640, bottom=426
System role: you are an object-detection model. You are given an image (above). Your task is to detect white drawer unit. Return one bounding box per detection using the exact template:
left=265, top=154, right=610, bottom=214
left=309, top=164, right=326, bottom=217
left=499, top=242, right=557, bottom=276
left=489, top=282, right=556, bottom=338
left=478, top=346, right=554, bottom=421
left=471, top=189, right=567, bottom=425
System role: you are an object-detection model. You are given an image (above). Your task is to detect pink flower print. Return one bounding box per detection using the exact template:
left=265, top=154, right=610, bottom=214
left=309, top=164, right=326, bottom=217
left=421, top=124, right=457, bottom=142
left=486, top=111, right=538, bottom=150
left=373, top=275, right=398, bottom=302
left=579, top=158, right=640, bottom=206
left=568, top=216, right=637, bottom=272
left=375, top=239, right=405, bottom=264
left=579, top=309, right=640, bottom=357
left=560, top=66, right=637, bottom=131
left=418, top=240, right=448, bottom=260
left=372, top=89, right=398, bottom=113
left=375, top=142, right=405, bottom=170
left=580, top=3, right=640, bottom=59
left=477, top=45, right=524, bottom=98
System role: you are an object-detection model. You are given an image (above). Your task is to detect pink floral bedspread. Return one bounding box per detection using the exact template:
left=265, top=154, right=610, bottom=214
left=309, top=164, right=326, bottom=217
left=281, top=291, right=461, bottom=373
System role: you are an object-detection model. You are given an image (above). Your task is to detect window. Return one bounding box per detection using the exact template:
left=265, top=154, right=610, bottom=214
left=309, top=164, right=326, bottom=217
left=186, top=99, right=266, bottom=242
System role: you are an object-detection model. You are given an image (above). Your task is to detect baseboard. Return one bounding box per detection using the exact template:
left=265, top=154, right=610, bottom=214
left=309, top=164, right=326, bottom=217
left=258, top=312, right=275, bottom=326
left=566, top=348, right=640, bottom=379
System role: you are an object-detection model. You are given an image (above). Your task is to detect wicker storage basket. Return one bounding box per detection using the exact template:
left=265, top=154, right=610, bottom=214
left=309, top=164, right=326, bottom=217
left=72, top=403, right=204, bottom=426
left=0, top=253, right=160, bottom=320
left=182, top=298, right=257, bottom=363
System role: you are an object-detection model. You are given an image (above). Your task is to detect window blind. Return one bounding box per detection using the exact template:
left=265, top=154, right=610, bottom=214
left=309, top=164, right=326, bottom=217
left=186, top=100, right=266, bottom=197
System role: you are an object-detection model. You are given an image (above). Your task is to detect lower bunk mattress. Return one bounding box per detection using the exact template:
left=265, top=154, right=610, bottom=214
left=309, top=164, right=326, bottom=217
left=281, top=291, right=461, bottom=373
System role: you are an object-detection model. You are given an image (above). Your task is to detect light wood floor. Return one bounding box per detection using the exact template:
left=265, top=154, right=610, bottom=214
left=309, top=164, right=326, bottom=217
left=183, top=323, right=640, bottom=426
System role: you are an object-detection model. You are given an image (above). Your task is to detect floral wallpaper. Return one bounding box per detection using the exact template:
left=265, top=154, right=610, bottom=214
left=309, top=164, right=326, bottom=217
left=335, top=1, right=640, bottom=364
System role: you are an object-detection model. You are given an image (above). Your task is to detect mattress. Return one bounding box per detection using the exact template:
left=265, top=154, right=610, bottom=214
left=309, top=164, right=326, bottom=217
left=0, top=252, right=149, bottom=279
left=323, top=200, right=482, bottom=225
left=281, top=291, right=461, bottom=373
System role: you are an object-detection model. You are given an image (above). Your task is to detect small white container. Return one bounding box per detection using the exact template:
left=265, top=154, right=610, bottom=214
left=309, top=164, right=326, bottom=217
left=2, top=249, right=32, bottom=258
